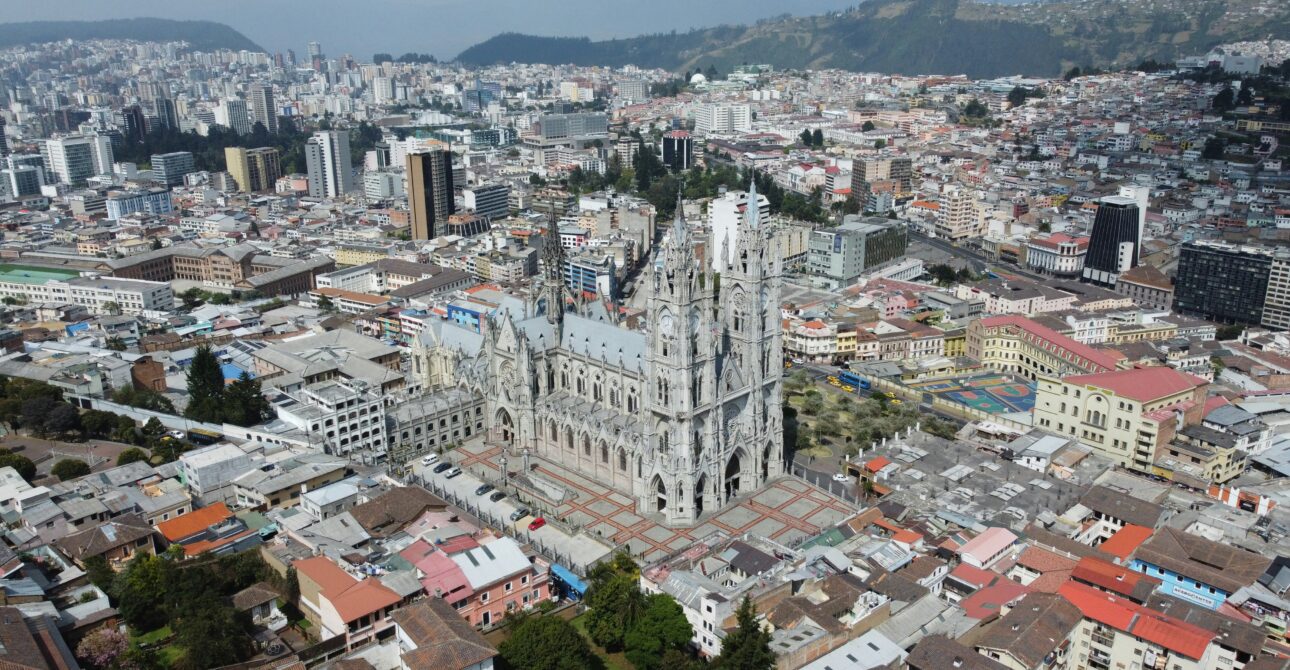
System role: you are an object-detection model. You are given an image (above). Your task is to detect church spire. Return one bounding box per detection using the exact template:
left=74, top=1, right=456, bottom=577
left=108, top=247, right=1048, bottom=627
left=541, top=193, right=567, bottom=326
left=671, top=187, right=688, bottom=243
left=745, top=174, right=761, bottom=229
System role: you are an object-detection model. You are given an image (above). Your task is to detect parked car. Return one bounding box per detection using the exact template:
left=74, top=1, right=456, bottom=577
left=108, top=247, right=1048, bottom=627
left=475, top=483, right=495, bottom=496
left=421, top=453, right=439, bottom=466
left=527, top=517, right=546, bottom=531
left=432, top=461, right=452, bottom=474
left=832, top=473, right=850, bottom=483
left=489, top=491, right=506, bottom=502
left=510, top=507, right=530, bottom=522
left=445, top=466, right=462, bottom=479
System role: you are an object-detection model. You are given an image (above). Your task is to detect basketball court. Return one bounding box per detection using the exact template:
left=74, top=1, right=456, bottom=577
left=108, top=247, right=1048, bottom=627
left=908, top=373, right=1036, bottom=415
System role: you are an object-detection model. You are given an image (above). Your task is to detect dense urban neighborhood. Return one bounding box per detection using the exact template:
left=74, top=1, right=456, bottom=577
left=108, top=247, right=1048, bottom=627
left=0, top=15, right=1286, bottom=670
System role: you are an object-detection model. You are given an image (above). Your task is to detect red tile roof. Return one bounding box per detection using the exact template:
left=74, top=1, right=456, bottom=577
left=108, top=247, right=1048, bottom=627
left=978, top=315, right=1123, bottom=372
left=294, top=556, right=401, bottom=624
left=1064, top=366, right=1207, bottom=403
left=960, top=579, right=1030, bottom=619
left=1059, top=582, right=1213, bottom=660
left=157, top=502, right=233, bottom=542
left=1071, top=556, right=1159, bottom=599
left=1097, top=524, right=1153, bottom=561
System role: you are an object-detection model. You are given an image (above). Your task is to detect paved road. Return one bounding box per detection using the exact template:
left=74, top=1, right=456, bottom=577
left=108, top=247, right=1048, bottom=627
left=910, top=231, right=1048, bottom=282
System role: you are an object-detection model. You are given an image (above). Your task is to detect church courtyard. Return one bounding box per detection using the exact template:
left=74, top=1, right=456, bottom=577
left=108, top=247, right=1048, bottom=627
left=449, top=439, right=859, bottom=564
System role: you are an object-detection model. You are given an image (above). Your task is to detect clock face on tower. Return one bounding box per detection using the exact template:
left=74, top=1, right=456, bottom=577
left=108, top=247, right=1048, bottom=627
left=659, top=314, right=674, bottom=337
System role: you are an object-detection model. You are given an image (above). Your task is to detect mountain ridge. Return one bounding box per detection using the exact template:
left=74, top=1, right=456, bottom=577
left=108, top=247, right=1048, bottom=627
left=0, top=18, right=262, bottom=53
left=456, top=0, right=1290, bottom=78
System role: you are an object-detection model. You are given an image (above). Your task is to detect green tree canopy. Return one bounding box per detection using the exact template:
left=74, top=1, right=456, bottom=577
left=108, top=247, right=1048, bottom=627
left=712, top=596, right=774, bottom=670
left=497, top=614, right=597, bottom=670
left=185, top=345, right=226, bottom=423
left=0, top=451, right=35, bottom=482
left=116, top=448, right=149, bottom=466
left=624, top=594, right=694, bottom=670
left=51, top=458, right=92, bottom=482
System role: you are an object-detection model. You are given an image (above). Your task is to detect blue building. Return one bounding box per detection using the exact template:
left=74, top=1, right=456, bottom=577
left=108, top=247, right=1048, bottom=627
left=564, top=254, right=616, bottom=299
left=1128, top=527, right=1271, bottom=610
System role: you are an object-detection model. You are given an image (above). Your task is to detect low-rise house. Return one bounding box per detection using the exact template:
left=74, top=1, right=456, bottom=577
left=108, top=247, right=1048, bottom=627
left=1129, top=527, right=1273, bottom=610
left=392, top=597, right=498, bottom=670
left=294, top=555, right=403, bottom=650
left=54, top=513, right=156, bottom=570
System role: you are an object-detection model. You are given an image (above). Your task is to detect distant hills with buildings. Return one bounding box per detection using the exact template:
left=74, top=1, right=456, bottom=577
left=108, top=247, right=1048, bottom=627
left=0, top=18, right=262, bottom=53
left=456, top=0, right=1290, bottom=78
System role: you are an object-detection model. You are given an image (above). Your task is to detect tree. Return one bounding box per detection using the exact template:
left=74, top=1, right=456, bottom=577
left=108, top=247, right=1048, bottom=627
left=585, top=572, right=645, bottom=650
left=1213, top=86, right=1235, bottom=111
left=22, top=396, right=60, bottom=436
left=497, top=614, right=596, bottom=670
left=963, top=98, right=990, bottom=118
left=711, top=596, right=774, bottom=670
left=1007, top=85, right=1028, bottom=108
left=105, top=337, right=128, bottom=352
left=624, top=594, right=694, bottom=670
left=184, top=345, right=226, bottom=423
left=1236, top=84, right=1253, bottom=106
left=0, top=451, right=35, bottom=482
left=315, top=295, right=336, bottom=313
left=102, top=302, right=121, bottom=316
left=82, top=410, right=119, bottom=440
left=46, top=403, right=83, bottom=436
left=83, top=555, right=115, bottom=592
left=75, top=627, right=130, bottom=670
left=172, top=595, right=252, bottom=670
left=1216, top=324, right=1245, bottom=341
left=799, top=129, right=813, bottom=147
left=117, top=448, right=149, bottom=466
left=861, top=120, right=875, bottom=132
left=115, top=553, right=170, bottom=631
left=113, top=386, right=176, bottom=414
left=223, top=372, right=270, bottom=427
left=1202, top=137, right=1226, bottom=160
left=51, top=458, right=92, bottom=482
left=811, top=129, right=824, bottom=147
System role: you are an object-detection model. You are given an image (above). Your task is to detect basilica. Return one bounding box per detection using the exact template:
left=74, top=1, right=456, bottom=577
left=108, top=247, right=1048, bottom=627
left=411, top=183, right=785, bottom=526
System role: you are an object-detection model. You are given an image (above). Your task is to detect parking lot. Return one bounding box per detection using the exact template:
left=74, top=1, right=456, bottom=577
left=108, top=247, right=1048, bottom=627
left=409, top=455, right=615, bottom=573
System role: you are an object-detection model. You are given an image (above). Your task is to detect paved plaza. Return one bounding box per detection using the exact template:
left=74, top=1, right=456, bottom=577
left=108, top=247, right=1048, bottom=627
left=451, top=440, right=859, bottom=563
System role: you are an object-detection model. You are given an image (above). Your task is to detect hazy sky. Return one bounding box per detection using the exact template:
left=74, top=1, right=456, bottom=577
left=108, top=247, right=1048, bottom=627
left=10, top=0, right=860, bottom=60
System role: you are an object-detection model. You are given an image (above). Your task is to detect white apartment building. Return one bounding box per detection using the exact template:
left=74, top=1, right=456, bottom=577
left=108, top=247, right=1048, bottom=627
left=270, top=379, right=387, bottom=456
left=305, top=130, right=355, bottom=198
left=41, top=135, right=113, bottom=186
left=0, top=274, right=173, bottom=315
left=695, top=103, right=752, bottom=135
left=217, top=98, right=252, bottom=135
left=178, top=444, right=257, bottom=505
left=708, top=189, right=770, bottom=272
left=1025, top=233, right=1089, bottom=277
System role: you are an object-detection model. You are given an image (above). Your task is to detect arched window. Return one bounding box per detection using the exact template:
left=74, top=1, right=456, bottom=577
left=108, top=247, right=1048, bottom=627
left=582, top=435, right=592, bottom=457
left=618, top=448, right=627, bottom=471
left=599, top=442, right=608, bottom=463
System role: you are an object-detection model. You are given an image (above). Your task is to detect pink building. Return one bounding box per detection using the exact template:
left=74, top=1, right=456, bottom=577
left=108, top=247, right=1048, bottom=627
left=401, top=535, right=551, bottom=627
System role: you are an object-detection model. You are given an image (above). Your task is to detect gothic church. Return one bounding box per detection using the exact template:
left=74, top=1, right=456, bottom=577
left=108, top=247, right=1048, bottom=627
left=411, top=182, right=784, bottom=526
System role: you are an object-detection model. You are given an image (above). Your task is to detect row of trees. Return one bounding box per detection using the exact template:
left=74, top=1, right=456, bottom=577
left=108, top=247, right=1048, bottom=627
left=184, top=346, right=271, bottom=427
left=798, top=129, right=825, bottom=148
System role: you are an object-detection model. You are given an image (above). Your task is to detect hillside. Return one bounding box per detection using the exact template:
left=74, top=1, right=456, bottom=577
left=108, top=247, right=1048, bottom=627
left=456, top=0, right=1290, bottom=78
left=0, top=18, right=262, bottom=53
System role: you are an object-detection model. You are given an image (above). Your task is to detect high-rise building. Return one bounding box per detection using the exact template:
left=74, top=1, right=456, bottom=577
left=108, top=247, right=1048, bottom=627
left=617, top=80, right=649, bottom=103
left=708, top=189, right=770, bottom=272
left=372, top=77, right=395, bottom=104
left=407, top=150, right=455, bottom=240
left=41, top=134, right=112, bottom=186
left=218, top=98, right=252, bottom=135
left=1174, top=240, right=1274, bottom=326
left=463, top=183, right=510, bottom=222
left=307, top=41, right=323, bottom=58
left=807, top=216, right=909, bottom=288
left=1081, top=196, right=1141, bottom=287
left=694, top=103, right=752, bottom=134
left=248, top=84, right=277, bottom=134
left=150, top=151, right=195, bottom=186
left=1263, top=252, right=1290, bottom=331
left=3, top=159, right=43, bottom=197
left=153, top=97, right=179, bottom=130
left=661, top=130, right=694, bottom=171
left=0, top=117, right=8, bottom=157
left=121, top=105, right=148, bottom=143
left=935, top=188, right=981, bottom=241
left=225, top=146, right=282, bottom=193
left=304, top=131, right=355, bottom=198
left=850, top=156, right=913, bottom=198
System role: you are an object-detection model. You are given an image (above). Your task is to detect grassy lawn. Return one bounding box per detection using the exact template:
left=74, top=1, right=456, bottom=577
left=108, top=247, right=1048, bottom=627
left=569, top=613, right=633, bottom=670
left=131, top=626, right=172, bottom=646
left=157, top=645, right=184, bottom=666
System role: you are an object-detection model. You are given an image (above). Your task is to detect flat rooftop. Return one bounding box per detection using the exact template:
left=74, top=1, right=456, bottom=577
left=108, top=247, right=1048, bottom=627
left=0, top=264, right=80, bottom=285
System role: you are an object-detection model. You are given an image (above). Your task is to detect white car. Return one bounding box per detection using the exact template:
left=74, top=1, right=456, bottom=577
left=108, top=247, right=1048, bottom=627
left=167, top=430, right=186, bottom=440
left=444, top=466, right=463, bottom=479
left=421, top=453, right=439, bottom=466
left=832, top=473, right=850, bottom=483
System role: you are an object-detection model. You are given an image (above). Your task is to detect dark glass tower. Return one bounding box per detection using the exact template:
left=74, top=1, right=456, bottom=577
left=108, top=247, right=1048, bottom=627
left=407, top=150, right=455, bottom=240
left=1173, top=241, right=1273, bottom=325
left=1081, top=196, right=1141, bottom=287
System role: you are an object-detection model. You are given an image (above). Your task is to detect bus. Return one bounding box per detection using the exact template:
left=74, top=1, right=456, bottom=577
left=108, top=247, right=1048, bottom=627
left=188, top=428, right=223, bottom=445
left=838, top=370, right=870, bottom=390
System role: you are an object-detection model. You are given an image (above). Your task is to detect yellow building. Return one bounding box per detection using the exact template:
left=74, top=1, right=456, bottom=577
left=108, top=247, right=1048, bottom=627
left=967, top=315, right=1123, bottom=380
left=224, top=146, right=282, bottom=193
left=334, top=245, right=391, bottom=267
left=942, top=327, right=967, bottom=358
left=1033, top=366, right=1207, bottom=472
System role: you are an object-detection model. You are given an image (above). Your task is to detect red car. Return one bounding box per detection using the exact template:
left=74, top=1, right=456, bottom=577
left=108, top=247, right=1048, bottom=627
left=528, top=517, right=546, bottom=531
